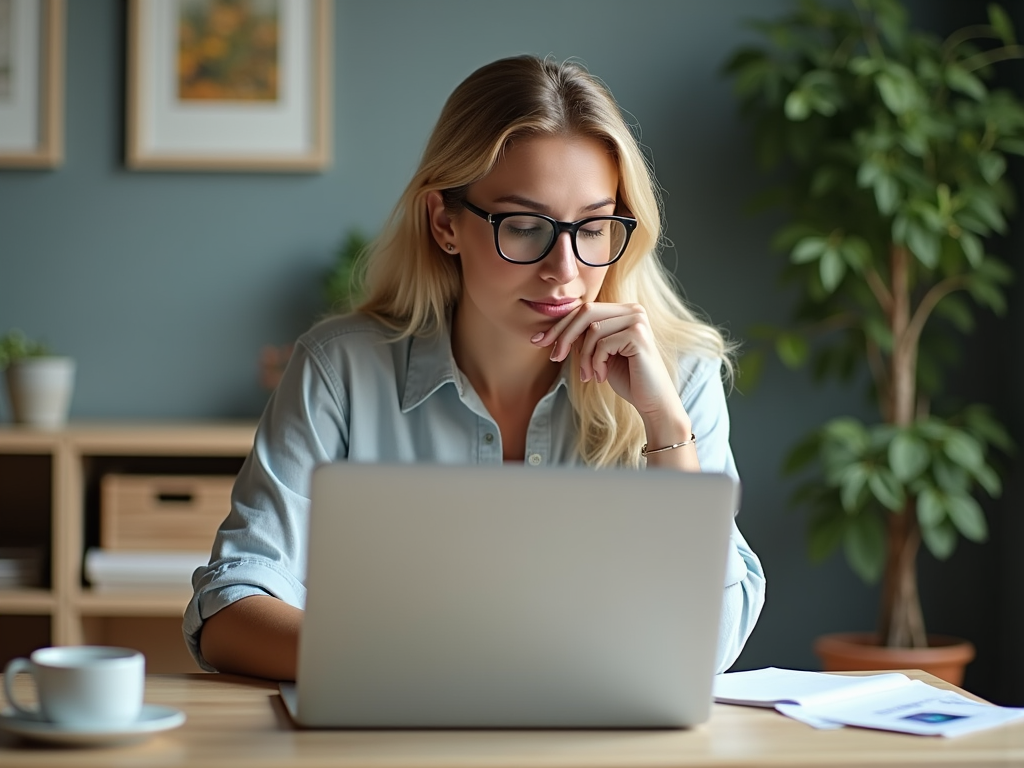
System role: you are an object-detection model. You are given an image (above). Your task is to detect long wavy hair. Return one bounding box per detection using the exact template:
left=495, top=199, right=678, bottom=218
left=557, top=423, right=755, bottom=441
left=357, top=55, right=733, bottom=467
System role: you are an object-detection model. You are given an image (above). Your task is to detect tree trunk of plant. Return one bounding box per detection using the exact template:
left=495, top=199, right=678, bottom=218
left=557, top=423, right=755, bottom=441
left=877, top=244, right=928, bottom=648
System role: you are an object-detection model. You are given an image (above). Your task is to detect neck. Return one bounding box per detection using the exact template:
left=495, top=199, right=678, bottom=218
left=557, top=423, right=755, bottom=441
left=451, top=308, right=561, bottom=410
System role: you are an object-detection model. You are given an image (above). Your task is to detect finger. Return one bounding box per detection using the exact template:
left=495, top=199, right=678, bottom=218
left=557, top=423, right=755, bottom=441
left=547, top=303, right=628, bottom=362
left=590, top=327, right=644, bottom=383
left=530, top=305, right=583, bottom=349
left=576, top=314, right=639, bottom=382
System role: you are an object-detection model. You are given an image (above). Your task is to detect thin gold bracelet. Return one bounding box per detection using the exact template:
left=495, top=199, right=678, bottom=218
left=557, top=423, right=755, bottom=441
left=641, top=434, right=696, bottom=458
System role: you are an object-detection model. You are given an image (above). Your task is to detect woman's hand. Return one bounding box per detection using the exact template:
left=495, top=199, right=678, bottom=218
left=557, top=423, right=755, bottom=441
left=531, top=302, right=689, bottom=431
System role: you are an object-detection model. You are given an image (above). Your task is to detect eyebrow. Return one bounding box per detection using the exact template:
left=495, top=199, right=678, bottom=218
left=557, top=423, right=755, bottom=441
left=492, top=194, right=617, bottom=216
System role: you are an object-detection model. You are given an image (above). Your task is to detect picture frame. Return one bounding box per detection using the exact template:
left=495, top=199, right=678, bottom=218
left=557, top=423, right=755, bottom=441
left=0, top=0, right=64, bottom=168
left=126, top=0, right=331, bottom=172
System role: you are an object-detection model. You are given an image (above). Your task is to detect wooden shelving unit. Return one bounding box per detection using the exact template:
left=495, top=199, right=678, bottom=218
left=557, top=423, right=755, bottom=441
left=0, top=422, right=255, bottom=672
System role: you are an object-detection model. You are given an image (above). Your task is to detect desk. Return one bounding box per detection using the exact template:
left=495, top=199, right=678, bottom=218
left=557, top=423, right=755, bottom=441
left=2, top=671, right=1023, bottom=767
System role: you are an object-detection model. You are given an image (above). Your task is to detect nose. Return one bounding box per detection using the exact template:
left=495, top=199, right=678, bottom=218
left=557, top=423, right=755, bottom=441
left=539, top=232, right=578, bottom=284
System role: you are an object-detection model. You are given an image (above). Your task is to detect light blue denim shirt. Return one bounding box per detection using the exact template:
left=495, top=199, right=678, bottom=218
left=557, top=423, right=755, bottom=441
left=184, top=313, right=765, bottom=674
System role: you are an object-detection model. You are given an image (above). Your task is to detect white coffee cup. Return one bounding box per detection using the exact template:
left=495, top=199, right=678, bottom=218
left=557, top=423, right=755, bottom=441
left=3, top=646, right=145, bottom=729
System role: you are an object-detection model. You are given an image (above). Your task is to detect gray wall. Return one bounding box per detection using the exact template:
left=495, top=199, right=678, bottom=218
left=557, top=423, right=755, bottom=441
left=2, top=1, right=1022, bottom=703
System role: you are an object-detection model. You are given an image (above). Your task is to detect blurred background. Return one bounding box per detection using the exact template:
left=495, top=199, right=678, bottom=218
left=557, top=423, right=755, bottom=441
left=1, top=0, right=1022, bottom=703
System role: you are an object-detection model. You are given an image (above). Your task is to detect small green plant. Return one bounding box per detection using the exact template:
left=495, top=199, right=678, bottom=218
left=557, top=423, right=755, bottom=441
left=324, top=229, right=371, bottom=313
left=0, top=330, right=51, bottom=370
left=724, top=0, right=1023, bottom=649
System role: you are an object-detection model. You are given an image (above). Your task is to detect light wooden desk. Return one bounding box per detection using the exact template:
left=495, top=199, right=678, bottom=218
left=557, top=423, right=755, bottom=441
left=2, top=671, right=1023, bottom=767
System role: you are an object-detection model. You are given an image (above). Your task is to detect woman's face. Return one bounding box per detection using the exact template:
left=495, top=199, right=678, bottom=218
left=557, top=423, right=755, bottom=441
left=450, top=134, right=620, bottom=346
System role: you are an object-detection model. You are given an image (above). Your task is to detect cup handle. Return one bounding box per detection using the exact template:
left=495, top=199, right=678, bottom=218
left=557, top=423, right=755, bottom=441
left=3, top=657, right=40, bottom=719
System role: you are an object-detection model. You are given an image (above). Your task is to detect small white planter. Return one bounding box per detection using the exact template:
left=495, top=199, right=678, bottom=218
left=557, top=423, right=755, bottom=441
left=4, top=357, right=76, bottom=428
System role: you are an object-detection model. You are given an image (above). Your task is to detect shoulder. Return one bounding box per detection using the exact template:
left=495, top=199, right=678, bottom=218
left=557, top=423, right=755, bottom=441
left=674, top=352, right=728, bottom=400
left=296, top=313, right=411, bottom=365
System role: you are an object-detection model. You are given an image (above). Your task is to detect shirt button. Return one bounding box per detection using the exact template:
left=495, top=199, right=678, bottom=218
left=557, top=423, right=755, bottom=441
left=528, top=453, right=542, bottom=466
left=484, top=433, right=494, bottom=444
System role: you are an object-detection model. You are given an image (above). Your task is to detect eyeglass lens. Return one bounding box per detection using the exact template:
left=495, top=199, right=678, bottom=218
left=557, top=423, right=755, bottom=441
left=497, top=215, right=628, bottom=265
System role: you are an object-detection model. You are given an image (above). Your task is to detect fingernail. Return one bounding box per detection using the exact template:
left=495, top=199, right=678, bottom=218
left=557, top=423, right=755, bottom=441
left=531, top=333, right=544, bottom=343
left=550, top=348, right=560, bottom=362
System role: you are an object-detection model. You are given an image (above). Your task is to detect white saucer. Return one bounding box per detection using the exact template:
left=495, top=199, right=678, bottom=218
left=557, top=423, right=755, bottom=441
left=0, top=703, right=185, bottom=746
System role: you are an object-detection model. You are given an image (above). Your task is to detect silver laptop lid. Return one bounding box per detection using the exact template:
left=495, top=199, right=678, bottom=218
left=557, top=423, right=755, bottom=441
left=291, top=462, right=739, bottom=728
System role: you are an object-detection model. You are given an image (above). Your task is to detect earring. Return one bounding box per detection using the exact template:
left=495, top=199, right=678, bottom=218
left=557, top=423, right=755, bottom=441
left=446, top=244, right=456, bottom=252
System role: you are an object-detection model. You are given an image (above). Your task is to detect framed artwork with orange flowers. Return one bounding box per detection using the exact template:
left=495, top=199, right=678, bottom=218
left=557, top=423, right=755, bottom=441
left=0, top=0, right=64, bottom=168
left=126, top=0, right=331, bottom=172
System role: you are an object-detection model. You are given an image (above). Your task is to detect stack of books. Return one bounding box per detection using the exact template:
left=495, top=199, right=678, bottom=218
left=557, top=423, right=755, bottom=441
left=0, top=548, right=43, bottom=588
left=84, top=549, right=209, bottom=591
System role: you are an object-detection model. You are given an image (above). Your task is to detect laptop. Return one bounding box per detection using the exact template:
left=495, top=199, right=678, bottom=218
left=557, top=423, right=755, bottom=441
left=280, top=462, right=740, bottom=729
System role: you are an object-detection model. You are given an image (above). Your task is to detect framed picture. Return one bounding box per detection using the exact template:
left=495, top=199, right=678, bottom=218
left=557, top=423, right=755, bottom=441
left=0, top=0, right=64, bottom=168
left=126, top=0, right=331, bottom=172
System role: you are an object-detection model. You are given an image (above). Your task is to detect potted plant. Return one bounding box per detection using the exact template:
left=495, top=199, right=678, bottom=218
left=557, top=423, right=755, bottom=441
left=259, top=229, right=371, bottom=391
left=724, top=0, right=1024, bottom=684
left=0, top=329, right=76, bottom=428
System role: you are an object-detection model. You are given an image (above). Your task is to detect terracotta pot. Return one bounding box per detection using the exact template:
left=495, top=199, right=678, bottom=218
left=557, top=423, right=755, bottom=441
left=814, top=632, right=975, bottom=686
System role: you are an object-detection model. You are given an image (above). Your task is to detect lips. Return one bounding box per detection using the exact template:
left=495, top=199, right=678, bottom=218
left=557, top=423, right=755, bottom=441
left=522, top=298, right=580, bottom=318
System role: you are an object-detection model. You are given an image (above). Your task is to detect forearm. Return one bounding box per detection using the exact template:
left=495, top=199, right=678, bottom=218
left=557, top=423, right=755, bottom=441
left=641, top=408, right=701, bottom=471
left=199, top=594, right=303, bottom=681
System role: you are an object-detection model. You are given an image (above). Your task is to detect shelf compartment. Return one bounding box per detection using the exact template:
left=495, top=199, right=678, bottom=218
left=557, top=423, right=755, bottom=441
left=81, top=615, right=201, bottom=674
left=0, top=614, right=51, bottom=668
left=76, top=589, right=193, bottom=616
left=0, top=588, right=55, bottom=613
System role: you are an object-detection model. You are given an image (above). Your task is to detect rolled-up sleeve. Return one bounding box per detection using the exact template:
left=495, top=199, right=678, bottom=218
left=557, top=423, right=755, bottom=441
left=680, top=356, right=766, bottom=674
left=183, top=338, right=348, bottom=671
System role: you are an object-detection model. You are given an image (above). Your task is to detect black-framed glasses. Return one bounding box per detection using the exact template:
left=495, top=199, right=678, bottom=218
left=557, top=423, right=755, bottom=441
left=462, top=200, right=637, bottom=267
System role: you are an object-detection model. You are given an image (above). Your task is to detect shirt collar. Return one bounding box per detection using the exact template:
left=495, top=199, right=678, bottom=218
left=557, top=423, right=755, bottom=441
left=401, top=328, right=573, bottom=413
left=401, top=329, right=461, bottom=413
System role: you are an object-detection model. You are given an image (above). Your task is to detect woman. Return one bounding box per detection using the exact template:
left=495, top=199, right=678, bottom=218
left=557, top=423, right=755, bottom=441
left=184, top=55, right=765, bottom=680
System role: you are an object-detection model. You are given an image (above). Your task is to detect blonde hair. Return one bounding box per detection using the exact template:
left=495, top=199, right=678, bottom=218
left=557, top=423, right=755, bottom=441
left=358, top=55, right=733, bottom=467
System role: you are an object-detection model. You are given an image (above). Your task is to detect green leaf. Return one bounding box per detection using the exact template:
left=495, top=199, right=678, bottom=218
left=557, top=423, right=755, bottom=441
left=876, top=0, right=909, bottom=48
left=783, top=434, right=822, bottom=475
left=823, top=418, right=870, bottom=453
left=917, top=486, right=945, bottom=528
left=967, top=192, right=1008, bottom=234
left=864, top=315, right=894, bottom=351
left=877, top=72, right=912, bottom=114
left=785, top=90, right=812, bottom=121
left=857, top=159, right=883, bottom=188
left=843, top=512, right=886, bottom=583
left=945, top=65, right=987, bottom=100
left=968, top=276, right=1008, bottom=314
left=819, top=248, right=846, bottom=292
left=921, top=520, right=958, bottom=560
left=873, top=175, right=900, bottom=215
left=972, top=463, right=1003, bottom=497
left=841, top=237, right=871, bottom=270
left=958, top=231, right=984, bottom=267
left=868, top=468, right=905, bottom=511
left=989, top=3, right=1017, bottom=45
left=792, top=236, right=828, bottom=264
left=849, top=56, right=882, bottom=77
left=808, top=511, right=847, bottom=563
left=945, top=494, right=988, bottom=542
left=906, top=220, right=940, bottom=268
left=962, top=404, right=1014, bottom=451
left=933, top=295, right=974, bottom=333
left=889, top=431, right=930, bottom=483
left=997, top=137, right=1024, bottom=156
left=933, top=457, right=969, bottom=495
left=943, top=432, right=985, bottom=472
left=776, top=333, right=809, bottom=368
left=772, top=223, right=818, bottom=253
left=978, top=257, right=1014, bottom=285
left=839, top=464, right=869, bottom=513
left=979, top=152, right=1007, bottom=184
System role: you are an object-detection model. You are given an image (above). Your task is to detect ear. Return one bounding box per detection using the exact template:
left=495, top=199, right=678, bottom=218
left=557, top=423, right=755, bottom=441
left=426, top=191, right=459, bottom=254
